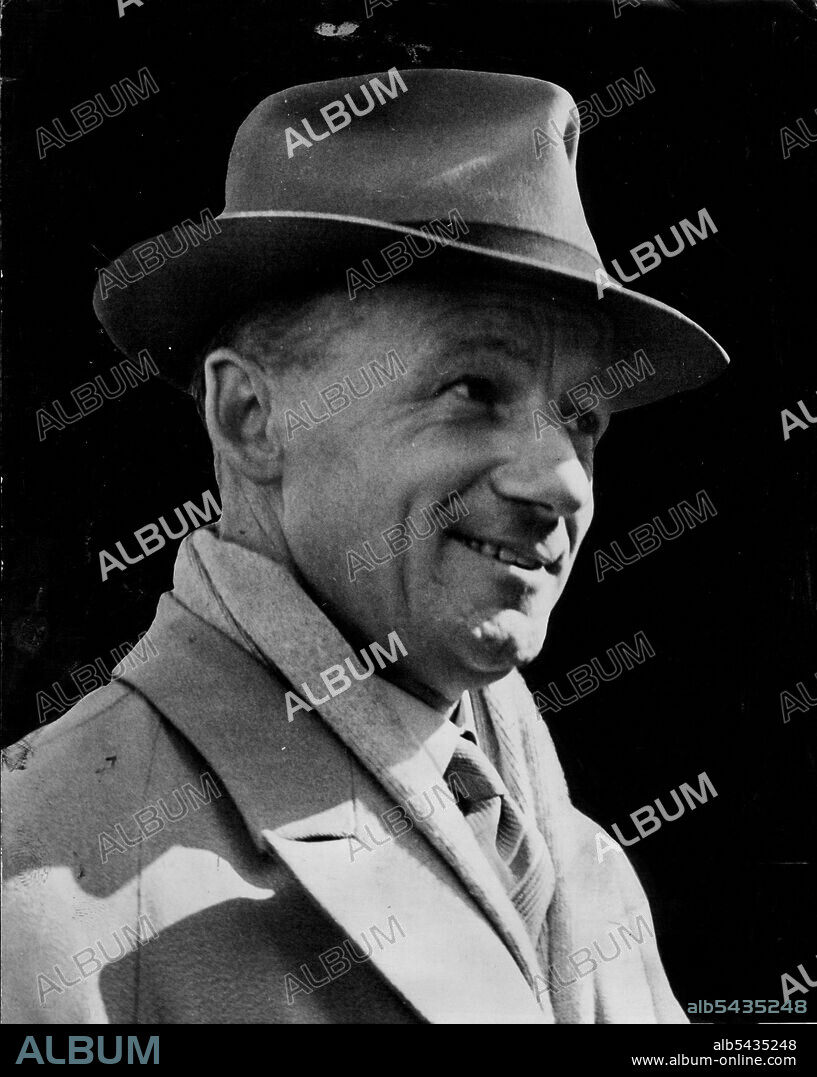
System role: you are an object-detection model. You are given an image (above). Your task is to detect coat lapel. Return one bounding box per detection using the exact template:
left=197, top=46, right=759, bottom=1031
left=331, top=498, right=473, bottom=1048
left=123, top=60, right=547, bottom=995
left=264, top=813, right=548, bottom=1023
left=119, top=593, right=548, bottom=1023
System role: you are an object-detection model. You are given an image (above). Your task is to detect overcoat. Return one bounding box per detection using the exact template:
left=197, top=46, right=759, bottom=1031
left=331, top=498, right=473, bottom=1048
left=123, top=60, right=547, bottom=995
left=2, top=591, right=685, bottom=1024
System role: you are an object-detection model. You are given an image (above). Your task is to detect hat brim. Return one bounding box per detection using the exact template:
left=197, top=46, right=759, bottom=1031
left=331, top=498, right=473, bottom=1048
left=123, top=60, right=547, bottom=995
left=93, top=212, right=729, bottom=408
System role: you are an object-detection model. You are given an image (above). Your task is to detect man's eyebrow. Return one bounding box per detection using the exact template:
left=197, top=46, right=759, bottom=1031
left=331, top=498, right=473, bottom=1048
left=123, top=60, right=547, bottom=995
left=423, top=329, right=542, bottom=371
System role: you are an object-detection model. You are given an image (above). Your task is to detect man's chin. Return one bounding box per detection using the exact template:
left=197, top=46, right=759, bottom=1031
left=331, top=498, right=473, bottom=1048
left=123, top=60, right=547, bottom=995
left=458, top=610, right=549, bottom=676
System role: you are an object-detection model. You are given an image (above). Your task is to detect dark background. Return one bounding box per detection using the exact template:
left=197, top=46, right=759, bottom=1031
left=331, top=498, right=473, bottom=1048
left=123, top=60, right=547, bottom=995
left=2, top=0, right=815, bottom=1022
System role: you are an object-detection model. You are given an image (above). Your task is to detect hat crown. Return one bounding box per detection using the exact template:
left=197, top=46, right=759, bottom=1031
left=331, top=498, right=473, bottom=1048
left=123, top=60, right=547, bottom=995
left=93, top=67, right=728, bottom=403
left=225, top=68, right=601, bottom=265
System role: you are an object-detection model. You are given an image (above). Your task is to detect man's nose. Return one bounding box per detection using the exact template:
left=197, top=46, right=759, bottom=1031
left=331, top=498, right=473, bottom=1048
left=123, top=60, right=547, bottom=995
left=489, top=424, right=592, bottom=518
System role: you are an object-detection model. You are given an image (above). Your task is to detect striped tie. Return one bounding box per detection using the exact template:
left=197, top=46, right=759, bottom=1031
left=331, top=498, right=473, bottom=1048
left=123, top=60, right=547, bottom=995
left=445, top=732, right=554, bottom=947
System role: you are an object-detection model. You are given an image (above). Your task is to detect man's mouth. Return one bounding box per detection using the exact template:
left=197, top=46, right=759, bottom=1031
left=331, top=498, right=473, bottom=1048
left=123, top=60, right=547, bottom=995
left=449, top=531, right=563, bottom=575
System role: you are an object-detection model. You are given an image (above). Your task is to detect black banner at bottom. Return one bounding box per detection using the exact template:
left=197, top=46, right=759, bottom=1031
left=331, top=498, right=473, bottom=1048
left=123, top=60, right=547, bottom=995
left=2, top=1021, right=816, bottom=1067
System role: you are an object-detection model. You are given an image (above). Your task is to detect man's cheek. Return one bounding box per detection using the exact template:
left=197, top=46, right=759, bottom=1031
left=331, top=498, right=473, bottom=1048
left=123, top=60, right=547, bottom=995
left=570, top=507, right=594, bottom=554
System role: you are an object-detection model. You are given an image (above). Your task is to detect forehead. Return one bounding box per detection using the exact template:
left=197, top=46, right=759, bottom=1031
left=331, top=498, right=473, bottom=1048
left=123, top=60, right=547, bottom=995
left=318, top=275, right=614, bottom=374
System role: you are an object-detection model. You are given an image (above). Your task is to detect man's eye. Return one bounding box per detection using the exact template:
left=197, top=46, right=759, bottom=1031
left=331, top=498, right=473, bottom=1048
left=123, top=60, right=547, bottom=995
left=440, top=376, right=496, bottom=404
left=575, top=410, right=601, bottom=437
left=560, top=399, right=602, bottom=437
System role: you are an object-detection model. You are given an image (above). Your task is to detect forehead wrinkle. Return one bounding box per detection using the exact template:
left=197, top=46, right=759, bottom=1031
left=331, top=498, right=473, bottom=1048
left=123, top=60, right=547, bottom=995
left=403, top=299, right=549, bottom=374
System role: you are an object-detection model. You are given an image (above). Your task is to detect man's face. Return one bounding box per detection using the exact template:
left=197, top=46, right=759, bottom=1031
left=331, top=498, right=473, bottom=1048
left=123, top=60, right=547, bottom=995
left=273, top=275, right=613, bottom=704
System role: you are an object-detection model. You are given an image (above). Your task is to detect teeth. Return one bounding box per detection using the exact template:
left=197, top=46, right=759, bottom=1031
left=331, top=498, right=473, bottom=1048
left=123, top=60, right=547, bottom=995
left=458, top=535, right=542, bottom=571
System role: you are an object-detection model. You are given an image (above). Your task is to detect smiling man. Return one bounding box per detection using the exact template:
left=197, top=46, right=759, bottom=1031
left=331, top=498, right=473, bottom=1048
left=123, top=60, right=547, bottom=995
left=201, top=278, right=612, bottom=707
left=2, top=69, right=727, bottom=1024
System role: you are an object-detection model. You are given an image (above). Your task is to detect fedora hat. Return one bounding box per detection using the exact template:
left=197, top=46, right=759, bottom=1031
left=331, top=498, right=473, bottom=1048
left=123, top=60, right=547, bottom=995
left=93, top=68, right=728, bottom=405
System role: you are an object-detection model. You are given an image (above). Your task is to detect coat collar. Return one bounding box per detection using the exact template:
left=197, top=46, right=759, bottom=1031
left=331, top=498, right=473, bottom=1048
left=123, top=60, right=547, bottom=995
left=120, top=586, right=549, bottom=1022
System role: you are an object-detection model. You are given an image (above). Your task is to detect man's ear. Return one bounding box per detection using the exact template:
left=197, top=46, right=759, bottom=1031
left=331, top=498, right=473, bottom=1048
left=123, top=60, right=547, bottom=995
left=203, top=347, right=283, bottom=483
